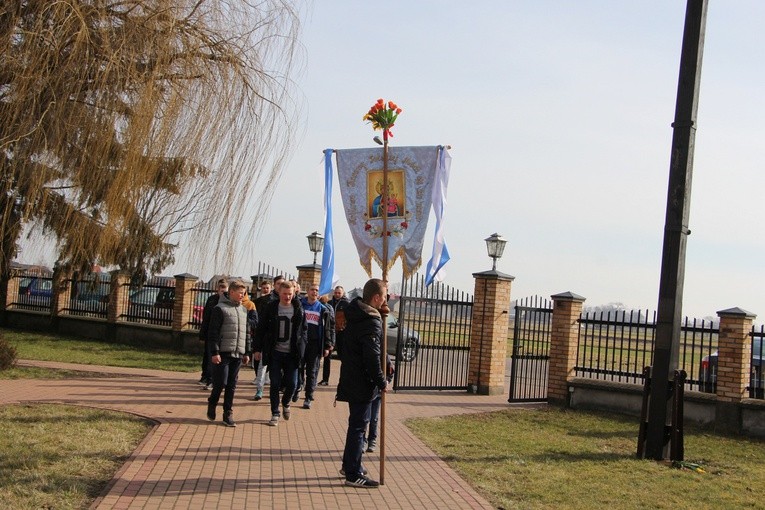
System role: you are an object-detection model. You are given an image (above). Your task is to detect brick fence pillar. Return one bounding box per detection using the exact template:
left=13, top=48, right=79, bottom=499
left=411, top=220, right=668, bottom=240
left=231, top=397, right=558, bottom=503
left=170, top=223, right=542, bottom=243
left=3, top=267, right=22, bottom=310
left=50, top=266, right=71, bottom=320
left=715, top=307, right=756, bottom=434
left=548, top=291, right=586, bottom=407
left=173, top=273, right=198, bottom=331
left=107, top=271, right=130, bottom=324
left=468, top=270, right=514, bottom=395
left=296, top=264, right=321, bottom=293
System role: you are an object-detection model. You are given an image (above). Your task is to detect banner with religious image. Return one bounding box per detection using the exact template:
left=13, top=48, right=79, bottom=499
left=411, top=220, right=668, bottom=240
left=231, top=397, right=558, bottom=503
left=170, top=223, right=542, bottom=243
left=334, top=146, right=444, bottom=279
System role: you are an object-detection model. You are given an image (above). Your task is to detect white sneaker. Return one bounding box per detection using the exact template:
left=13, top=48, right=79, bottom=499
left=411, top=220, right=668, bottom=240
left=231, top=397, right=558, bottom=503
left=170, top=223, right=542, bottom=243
left=268, top=414, right=279, bottom=427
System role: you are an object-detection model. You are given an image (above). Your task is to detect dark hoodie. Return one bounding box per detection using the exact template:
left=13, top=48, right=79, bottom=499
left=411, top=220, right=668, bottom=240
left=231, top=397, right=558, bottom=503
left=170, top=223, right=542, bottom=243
left=336, top=297, right=387, bottom=402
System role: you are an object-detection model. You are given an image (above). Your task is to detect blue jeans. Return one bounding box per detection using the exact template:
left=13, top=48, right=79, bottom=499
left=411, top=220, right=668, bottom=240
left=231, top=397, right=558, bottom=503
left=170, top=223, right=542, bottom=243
left=268, top=350, right=298, bottom=416
left=208, top=355, right=242, bottom=415
left=367, top=395, right=381, bottom=442
left=342, top=400, right=372, bottom=480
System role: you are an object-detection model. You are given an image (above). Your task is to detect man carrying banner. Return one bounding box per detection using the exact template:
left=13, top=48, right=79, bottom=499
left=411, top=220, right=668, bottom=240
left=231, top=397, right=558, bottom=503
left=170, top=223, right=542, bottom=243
left=336, top=278, right=389, bottom=488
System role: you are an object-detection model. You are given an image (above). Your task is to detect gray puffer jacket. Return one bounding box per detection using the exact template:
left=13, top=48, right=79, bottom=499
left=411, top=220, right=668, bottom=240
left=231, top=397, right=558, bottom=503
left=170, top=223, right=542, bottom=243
left=209, top=294, right=251, bottom=357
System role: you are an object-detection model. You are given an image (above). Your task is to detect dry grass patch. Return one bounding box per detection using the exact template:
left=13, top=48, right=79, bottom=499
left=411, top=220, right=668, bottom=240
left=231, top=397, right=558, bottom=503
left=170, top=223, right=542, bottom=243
left=2, top=328, right=198, bottom=372
left=0, top=403, right=153, bottom=509
left=0, top=365, right=122, bottom=380
left=407, top=407, right=765, bottom=510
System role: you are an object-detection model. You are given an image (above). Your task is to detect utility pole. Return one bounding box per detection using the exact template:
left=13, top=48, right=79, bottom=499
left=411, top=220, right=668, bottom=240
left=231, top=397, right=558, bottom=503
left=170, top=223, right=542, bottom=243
left=643, top=0, right=708, bottom=460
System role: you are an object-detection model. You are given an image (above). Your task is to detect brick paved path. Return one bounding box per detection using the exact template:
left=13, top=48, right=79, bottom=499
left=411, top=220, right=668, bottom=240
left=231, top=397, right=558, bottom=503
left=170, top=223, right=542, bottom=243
left=0, top=360, right=519, bottom=509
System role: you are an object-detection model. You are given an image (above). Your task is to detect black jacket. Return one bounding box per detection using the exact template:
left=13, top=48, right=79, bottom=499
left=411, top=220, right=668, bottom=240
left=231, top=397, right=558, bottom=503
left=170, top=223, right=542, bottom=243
left=199, top=293, right=221, bottom=341
left=336, top=297, right=387, bottom=403
left=253, top=297, right=307, bottom=365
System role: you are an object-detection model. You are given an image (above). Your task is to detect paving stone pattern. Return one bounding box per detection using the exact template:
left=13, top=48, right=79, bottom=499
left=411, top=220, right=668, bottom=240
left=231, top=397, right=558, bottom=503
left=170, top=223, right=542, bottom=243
left=0, top=360, right=522, bottom=509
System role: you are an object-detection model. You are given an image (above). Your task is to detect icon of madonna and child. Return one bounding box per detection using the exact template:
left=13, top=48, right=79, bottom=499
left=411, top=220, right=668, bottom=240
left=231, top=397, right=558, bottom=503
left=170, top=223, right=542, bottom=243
left=368, top=171, right=405, bottom=218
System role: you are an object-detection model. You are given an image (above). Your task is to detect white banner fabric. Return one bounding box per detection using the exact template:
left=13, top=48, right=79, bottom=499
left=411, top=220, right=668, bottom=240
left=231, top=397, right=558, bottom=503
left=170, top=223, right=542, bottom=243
left=335, top=146, right=440, bottom=279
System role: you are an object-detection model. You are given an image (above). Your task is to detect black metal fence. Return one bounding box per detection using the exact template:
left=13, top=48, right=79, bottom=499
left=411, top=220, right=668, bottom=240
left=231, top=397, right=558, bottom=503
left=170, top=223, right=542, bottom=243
left=62, top=274, right=112, bottom=319
left=6, top=263, right=298, bottom=328
left=12, top=272, right=54, bottom=312
left=250, top=261, right=297, bottom=296
left=576, top=310, right=719, bottom=393
left=509, top=296, right=551, bottom=402
left=119, top=277, right=176, bottom=327
left=190, top=282, right=216, bottom=329
left=393, top=273, right=473, bottom=391
left=749, top=326, right=764, bottom=399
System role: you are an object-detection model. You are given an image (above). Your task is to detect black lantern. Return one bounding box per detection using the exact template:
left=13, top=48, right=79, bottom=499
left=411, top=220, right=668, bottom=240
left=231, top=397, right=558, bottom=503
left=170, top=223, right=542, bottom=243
left=307, top=231, right=324, bottom=265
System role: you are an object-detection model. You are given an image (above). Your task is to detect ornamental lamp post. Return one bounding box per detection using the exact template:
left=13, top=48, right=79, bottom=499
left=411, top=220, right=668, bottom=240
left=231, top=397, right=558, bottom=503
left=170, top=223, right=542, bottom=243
left=307, top=231, right=324, bottom=265
left=485, top=233, right=507, bottom=271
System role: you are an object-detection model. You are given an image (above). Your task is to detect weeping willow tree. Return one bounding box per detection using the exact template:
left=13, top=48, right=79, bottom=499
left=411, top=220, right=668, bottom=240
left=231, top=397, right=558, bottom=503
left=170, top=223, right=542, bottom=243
left=0, top=0, right=301, bottom=285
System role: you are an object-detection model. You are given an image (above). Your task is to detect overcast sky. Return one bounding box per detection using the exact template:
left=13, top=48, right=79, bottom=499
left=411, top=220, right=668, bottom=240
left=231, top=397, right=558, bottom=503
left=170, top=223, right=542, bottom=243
left=24, top=2, right=763, bottom=320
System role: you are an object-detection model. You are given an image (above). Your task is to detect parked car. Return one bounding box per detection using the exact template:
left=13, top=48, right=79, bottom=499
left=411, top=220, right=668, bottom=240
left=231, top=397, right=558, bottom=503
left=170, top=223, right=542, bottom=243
left=387, top=313, right=420, bottom=362
left=18, top=276, right=53, bottom=298
left=73, top=276, right=111, bottom=304
left=330, top=311, right=421, bottom=362
left=699, top=339, right=764, bottom=397
left=128, top=286, right=203, bottom=323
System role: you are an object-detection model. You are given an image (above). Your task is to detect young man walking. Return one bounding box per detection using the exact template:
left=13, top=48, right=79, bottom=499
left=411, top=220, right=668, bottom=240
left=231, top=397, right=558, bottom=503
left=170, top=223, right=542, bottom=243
left=254, top=280, right=307, bottom=427
left=320, top=285, right=349, bottom=385
left=336, top=278, right=388, bottom=488
left=206, top=280, right=251, bottom=427
left=295, top=284, right=334, bottom=409
left=252, top=279, right=275, bottom=398
left=198, top=279, right=228, bottom=389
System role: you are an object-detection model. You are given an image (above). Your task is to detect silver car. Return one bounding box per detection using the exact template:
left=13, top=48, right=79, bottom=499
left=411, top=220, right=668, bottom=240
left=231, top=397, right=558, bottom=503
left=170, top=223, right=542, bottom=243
left=386, top=313, right=420, bottom=362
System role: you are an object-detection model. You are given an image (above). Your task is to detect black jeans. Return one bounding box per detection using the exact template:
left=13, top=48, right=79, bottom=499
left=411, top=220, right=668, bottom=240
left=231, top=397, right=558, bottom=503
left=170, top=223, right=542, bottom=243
left=302, top=342, right=322, bottom=400
left=200, top=337, right=213, bottom=381
left=208, top=355, right=242, bottom=415
left=321, top=354, right=331, bottom=382
left=268, top=350, right=298, bottom=416
left=342, top=400, right=372, bottom=480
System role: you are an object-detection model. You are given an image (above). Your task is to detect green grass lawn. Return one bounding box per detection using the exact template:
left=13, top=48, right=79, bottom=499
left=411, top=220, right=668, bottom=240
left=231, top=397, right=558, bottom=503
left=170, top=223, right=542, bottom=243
left=1, top=328, right=199, bottom=372
left=0, top=403, right=153, bottom=509
left=407, top=407, right=765, bottom=510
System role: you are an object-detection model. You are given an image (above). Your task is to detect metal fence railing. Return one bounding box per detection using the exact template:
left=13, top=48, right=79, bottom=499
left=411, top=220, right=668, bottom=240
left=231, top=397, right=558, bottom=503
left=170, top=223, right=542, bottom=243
left=61, top=274, right=111, bottom=319
left=749, top=326, right=764, bottom=399
left=190, top=282, right=216, bottom=329
left=509, top=296, right=552, bottom=402
left=394, top=273, right=474, bottom=391
left=250, top=262, right=297, bottom=300
left=576, top=310, right=719, bottom=393
left=119, top=277, right=176, bottom=327
left=12, top=272, right=54, bottom=312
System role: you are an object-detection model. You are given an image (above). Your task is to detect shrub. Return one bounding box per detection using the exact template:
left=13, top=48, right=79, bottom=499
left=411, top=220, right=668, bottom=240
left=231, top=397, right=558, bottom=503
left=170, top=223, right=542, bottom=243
left=0, top=333, right=18, bottom=370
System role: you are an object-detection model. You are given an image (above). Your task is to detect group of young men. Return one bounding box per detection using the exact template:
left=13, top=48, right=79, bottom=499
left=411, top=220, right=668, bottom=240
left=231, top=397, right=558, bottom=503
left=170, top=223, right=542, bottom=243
left=199, top=275, right=389, bottom=488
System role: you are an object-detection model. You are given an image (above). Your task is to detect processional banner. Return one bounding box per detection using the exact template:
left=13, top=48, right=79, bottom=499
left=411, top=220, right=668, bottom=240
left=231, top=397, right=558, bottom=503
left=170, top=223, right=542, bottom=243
left=333, top=145, right=447, bottom=281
